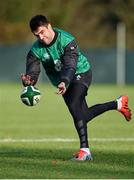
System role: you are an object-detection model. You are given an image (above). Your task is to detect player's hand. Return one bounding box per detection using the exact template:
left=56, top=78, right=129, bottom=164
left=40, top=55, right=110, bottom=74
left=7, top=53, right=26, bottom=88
left=57, top=82, right=66, bottom=95
left=21, top=74, right=35, bottom=87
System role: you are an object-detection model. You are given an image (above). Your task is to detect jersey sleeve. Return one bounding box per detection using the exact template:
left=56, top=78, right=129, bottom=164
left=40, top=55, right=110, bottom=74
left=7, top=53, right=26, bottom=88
left=26, top=50, right=41, bottom=85
left=60, top=40, right=78, bottom=87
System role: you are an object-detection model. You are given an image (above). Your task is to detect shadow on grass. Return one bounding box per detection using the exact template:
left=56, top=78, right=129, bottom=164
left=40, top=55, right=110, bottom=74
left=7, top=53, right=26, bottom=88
left=0, top=146, right=134, bottom=179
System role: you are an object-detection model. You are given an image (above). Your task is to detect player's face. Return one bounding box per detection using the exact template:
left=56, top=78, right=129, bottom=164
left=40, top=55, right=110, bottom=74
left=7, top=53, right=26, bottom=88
left=33, top=24, right=55, bottom=45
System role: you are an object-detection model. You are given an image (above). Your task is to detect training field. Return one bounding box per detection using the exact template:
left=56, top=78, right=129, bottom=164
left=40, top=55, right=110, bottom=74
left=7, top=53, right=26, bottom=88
left=0, top=83, right=134, bottom=179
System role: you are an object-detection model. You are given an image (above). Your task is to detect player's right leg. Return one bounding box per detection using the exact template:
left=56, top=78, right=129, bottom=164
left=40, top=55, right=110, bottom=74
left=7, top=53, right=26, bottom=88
left=63, top=83, right=89, bottom=149
left=63, top=83, right=93, bottom=161
left=71, top=149, right=93, bottom=161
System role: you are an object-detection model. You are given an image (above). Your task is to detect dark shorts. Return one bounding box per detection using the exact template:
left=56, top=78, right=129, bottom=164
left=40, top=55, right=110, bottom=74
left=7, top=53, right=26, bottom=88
left=71, top=69, right=92, bottom=89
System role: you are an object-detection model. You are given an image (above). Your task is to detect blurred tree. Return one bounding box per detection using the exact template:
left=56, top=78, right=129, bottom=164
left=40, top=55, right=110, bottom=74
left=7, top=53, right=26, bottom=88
left=0, top=0, right=134, bottom=49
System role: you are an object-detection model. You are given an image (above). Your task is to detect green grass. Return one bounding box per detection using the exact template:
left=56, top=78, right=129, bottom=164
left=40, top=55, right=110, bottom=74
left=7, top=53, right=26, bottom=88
left=0, top=83, right=134, bottom=178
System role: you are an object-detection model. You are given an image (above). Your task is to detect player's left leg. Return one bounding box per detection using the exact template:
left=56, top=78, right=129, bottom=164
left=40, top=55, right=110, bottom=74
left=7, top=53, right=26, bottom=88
left=82, top=96, right=131, bottom=123
left=116, top=95, right=131, bottom=121
left=82, top=99, right=117, bottom=123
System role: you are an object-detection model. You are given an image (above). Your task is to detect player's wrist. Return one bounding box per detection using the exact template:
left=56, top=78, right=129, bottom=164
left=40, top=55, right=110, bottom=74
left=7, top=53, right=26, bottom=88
left=60, top=79, right=69, bottom=88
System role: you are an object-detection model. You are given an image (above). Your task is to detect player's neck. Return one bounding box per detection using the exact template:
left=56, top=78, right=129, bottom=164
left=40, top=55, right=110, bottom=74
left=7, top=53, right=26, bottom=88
left=45, top=30, right=58, bottom=47
left=49, top=29, right=55, bottom=43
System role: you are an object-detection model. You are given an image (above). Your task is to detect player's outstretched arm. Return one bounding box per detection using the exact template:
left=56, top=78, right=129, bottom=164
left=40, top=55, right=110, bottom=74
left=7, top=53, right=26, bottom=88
left=21, top=51, right=41, bottom=87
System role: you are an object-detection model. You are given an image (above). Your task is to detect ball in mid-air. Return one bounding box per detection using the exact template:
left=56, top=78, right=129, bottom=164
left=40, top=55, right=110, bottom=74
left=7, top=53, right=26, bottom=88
left=20, top=86, right=41, bottom=106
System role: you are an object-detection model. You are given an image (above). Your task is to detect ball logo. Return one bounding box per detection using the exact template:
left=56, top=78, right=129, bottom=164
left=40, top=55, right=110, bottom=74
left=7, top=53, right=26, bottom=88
left=34, top=96, right=40, bottom=103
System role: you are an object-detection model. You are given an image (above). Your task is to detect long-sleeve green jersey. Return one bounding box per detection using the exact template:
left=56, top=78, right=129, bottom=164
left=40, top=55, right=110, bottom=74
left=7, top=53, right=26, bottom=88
left=26, top=28, right=91, bottom=87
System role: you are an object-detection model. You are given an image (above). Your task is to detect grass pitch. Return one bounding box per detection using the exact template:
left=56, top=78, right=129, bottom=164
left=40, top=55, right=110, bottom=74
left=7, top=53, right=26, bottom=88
left=0, top=83, right=134, bottom=179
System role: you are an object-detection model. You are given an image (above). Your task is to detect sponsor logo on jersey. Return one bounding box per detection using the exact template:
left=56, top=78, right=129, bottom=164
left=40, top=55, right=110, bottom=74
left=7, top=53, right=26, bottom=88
left=70, top=46, right=75, bottom=50
left=43, top=53, right=50, bottom=60
left=54, top=59, right=62, bottom=72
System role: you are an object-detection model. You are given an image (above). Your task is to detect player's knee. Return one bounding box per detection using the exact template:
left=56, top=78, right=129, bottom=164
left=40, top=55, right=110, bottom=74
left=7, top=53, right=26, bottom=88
left=68, top=101, right=79, bottom=114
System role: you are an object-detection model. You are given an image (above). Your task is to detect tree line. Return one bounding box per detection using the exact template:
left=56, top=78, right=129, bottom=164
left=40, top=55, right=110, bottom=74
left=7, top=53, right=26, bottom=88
left=0, top=0, right=134, bottom=49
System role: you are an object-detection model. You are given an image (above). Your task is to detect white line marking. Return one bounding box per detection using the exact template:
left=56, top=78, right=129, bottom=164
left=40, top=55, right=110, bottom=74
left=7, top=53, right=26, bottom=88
left=0, top=138, right=134, bottom=143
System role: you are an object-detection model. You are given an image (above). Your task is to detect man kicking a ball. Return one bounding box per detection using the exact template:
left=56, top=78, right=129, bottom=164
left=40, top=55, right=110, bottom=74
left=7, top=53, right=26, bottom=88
left=21, top=15, right=132, bottom=161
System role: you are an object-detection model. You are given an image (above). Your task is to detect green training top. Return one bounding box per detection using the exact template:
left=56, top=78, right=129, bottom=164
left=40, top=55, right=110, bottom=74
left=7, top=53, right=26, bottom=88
left=30, top=28, right=91, bottom=86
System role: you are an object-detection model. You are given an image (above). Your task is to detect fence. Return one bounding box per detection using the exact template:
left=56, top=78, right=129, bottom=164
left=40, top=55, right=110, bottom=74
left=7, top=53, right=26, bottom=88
left=0, top=44, right=133, bottom=84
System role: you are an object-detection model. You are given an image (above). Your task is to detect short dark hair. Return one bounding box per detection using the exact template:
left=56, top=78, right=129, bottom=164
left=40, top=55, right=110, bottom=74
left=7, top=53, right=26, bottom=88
left=29, top=15, right=49, bottom=32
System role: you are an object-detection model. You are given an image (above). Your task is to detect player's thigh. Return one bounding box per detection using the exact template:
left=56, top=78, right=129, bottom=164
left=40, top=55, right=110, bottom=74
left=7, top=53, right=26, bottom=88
left=63, top=83, right=87, bottom=105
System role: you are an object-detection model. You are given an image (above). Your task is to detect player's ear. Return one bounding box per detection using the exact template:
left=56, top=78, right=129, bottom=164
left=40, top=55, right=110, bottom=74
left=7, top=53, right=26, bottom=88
left=47, top=23, right=52, bottom=29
